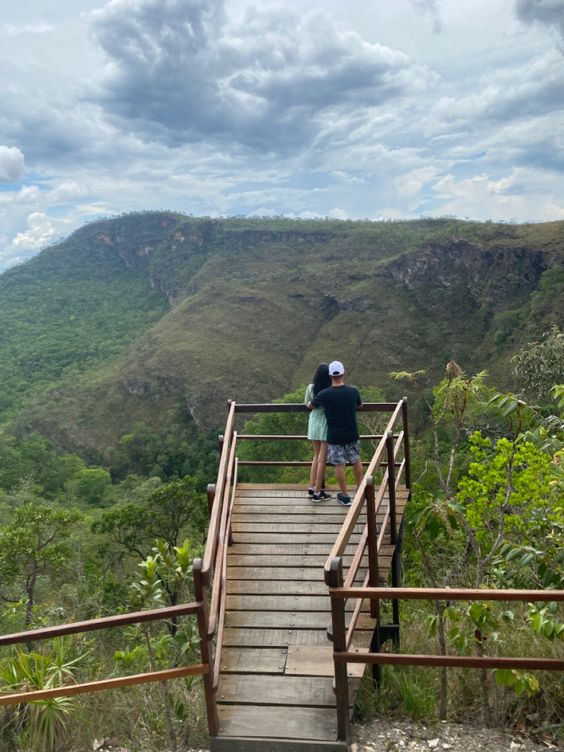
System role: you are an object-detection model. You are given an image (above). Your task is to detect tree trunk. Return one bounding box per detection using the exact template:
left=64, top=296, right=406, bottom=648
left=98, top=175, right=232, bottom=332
left=436, top=601, right=448, bottom=720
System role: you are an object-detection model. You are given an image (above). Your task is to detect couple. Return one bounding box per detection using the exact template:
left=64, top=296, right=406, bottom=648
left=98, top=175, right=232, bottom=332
left=305, top=360, right=363, bottom=506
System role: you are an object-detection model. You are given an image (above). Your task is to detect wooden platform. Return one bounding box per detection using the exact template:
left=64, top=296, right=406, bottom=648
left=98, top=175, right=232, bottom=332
left=211, top=483, right=408, bottom=752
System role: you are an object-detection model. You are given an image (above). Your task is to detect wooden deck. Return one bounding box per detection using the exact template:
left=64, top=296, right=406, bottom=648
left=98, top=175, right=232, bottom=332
left=211, top=483, right=408, bottom=752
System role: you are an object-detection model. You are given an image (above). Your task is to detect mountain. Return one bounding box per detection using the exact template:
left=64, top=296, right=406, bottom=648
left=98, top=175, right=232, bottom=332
left=1, top=212, right=562, bottom=460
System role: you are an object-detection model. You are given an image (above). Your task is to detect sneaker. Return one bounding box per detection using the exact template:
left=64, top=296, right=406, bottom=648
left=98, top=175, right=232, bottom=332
left=312, top=490, right=331, bottom=502
left=307, top=488, right=315, bottom=497
left=337, top=493, right=351, bottom=506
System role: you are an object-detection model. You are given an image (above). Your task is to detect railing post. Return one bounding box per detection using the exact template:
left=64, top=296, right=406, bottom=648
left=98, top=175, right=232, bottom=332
left=386, top=432, right=397, bottom=544
left=206, top=484, right=216, bottom=520
left=365, top=477, right=380, bottom=620
left=401, top=397, right=411, bottom=489
left=193, top=558, right=219, bottom=737
left=326, top=557, right=350, bottom=743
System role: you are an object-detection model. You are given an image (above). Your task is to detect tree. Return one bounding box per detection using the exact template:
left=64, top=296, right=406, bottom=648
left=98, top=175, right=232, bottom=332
left=116, top=539, right=202, bottom=752
left=93, top=476, right=206, bottom=559
left=0, top=503, right=82, bottom=629
left=512, top=325, right=564, bottom=402
left=67, top=467, right=112, bottom=506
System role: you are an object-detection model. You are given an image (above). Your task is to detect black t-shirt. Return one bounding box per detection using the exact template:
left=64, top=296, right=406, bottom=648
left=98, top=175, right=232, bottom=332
left=312, top=385, right=362, bottom=445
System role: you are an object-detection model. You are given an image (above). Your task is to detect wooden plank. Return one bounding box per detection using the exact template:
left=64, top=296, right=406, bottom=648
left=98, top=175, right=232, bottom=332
left=228, top=555, right=390, bottom=568
left=232, top=513, right=365, bottom=523
left=227, top=580, right=329, bottom=595
left=226, top=595, right=364, bottom=612
left=211, top=737, right=347, bottom=752
left=235, top=486, right=409, bottom=497
left=217, top=705, right=340, bottom=741
left=231, top=521, right=365, bottom=532
left=219, top=647, right=287, bottom=674
left=227, top=566, right=328, bottom=581
left=222, top=628, right=330, bottom=648
left=233, top=505, right=357, bottom=515
left=227, top=566, right=388, bottom=587
left=229, top=544, right=394, bottom=557
left=225, top=610, right=375, bottom=630
left=235, top=498, right=329, bottom=506
left=286, top=646, right=366, bottom=679
left=236, top=483, right=409, bottom=493
left=232, top=532, right=363, bottom=544
left=217, top=674, right=342, bottom=707
left=234, top=494, right=404, bottom=505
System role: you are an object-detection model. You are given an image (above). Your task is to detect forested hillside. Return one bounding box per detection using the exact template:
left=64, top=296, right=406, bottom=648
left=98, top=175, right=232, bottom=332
left=1, top=212, right=562, bottom=465
left=0, top=213, right=562, bottom=751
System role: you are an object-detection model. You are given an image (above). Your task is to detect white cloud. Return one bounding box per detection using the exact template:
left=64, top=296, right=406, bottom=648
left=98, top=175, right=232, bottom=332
left=14, top=185, right=41, bottom=204
left=2, top=22, right=56, bottom=35
left=12, top=212, right=55, bottom=249
left=0, top=146, right=24, bottom=182
left=431, top=167, right=564, bottom=221
left=50, top=180, right=89, bottom=203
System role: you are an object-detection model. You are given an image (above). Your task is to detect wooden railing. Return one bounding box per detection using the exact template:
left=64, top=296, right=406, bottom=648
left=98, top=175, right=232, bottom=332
left=324, top=584, right=564, bottom=741
left=0, top=603, right=210, bottom=707
left=198, top=398, right=411, bottom=734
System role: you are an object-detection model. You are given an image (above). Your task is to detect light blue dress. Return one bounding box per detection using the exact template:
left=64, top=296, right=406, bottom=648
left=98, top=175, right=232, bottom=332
left=305, top=383, right=328, bottom=441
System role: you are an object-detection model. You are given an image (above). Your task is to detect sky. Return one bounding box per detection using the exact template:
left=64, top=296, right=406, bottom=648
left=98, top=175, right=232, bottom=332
left=1, top=0, right=564, bottom=271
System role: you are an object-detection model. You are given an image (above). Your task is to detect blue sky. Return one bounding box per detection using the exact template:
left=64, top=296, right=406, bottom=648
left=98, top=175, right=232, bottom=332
left=1, top=0, right=564, bottom=270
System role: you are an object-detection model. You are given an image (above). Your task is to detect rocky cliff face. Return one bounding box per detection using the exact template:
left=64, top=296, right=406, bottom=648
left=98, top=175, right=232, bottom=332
left=384, top=240, right=548, bottom=309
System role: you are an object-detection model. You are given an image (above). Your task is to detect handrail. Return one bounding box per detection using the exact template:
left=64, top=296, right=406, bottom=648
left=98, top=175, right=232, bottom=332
left=327, top=582, right=564, bottom=741
left=208, top=432, right=238, bottom=636
left=202, top=400, right=236, bottom=582
left=238, top=433, right=384, bottom=440
left=234, top=403, right=401, bottom=413
left=0, top=600, right=214, bottom=731
left=213, top=458, right=238, bottom=690
left=324, top=399, right=405, bottom=580
left=0, top=603, right=202, bottom=646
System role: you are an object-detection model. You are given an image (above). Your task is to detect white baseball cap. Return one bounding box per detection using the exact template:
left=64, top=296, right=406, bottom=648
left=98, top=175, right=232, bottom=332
left=328, top=360, right=345, bottom=376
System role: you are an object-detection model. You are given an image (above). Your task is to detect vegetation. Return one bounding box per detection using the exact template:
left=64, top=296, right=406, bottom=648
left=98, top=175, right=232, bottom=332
left=0, top=213, right=562, bottom=748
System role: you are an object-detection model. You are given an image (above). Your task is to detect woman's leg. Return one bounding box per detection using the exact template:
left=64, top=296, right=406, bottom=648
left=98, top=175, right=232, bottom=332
left=314, top=441, right=327, bottom=492
left=309, top=440, right=321, bottom=488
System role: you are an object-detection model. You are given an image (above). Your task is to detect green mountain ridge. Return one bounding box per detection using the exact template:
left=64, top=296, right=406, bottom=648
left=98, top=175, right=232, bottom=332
left=1, top=212, right=563, bottom=462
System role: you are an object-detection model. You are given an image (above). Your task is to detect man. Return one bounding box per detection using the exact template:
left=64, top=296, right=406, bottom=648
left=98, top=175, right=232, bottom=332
left=308, top=360, right=363, bottom=506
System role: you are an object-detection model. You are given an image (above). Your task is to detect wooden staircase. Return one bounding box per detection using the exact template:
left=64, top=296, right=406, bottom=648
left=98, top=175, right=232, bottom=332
left=210, top=483, right=409, bottom=751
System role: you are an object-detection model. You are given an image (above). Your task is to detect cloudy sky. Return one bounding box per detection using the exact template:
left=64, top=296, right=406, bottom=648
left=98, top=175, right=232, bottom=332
left=1, top=0, right=564, bottom=271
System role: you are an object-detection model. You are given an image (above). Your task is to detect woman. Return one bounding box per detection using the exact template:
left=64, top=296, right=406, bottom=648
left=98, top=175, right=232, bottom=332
left=304, top=363, right=332, bottom=501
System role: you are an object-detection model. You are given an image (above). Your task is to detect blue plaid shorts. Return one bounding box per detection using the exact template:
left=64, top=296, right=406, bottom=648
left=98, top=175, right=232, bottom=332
left=327, top=440, right=361, bottom=466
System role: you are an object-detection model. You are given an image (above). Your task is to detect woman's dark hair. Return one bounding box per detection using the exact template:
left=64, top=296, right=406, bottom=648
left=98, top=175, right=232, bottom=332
left=312, top=363, right=331, bottom=396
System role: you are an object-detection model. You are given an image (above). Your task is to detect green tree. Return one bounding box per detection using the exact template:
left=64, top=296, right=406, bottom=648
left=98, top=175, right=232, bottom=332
left=67, top=467, right=112, bottom=506
left=93, top=476, right=206, bottom=559
left=0, top=503, right=82, bottom=629
left=512, top=325, right=564, bottom=401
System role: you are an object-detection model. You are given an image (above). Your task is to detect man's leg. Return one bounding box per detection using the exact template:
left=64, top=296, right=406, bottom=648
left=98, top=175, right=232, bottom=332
left=353, top=458, right=364, bottom=488
left=334, top=463, right=349, bottom=496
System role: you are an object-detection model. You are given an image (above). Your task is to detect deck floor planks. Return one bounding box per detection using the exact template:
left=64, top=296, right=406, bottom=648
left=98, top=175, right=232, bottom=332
left=215, top=483, right=408, bottom=749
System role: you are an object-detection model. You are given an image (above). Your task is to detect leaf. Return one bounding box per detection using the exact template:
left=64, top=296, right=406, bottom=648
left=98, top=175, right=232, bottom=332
left=494, top=669, right=514, bottom=687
